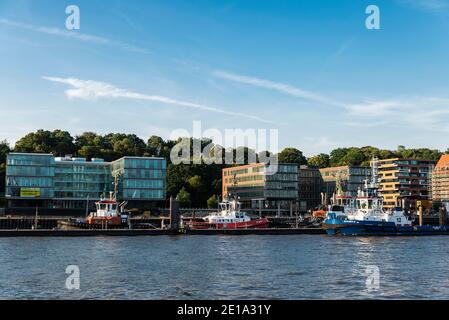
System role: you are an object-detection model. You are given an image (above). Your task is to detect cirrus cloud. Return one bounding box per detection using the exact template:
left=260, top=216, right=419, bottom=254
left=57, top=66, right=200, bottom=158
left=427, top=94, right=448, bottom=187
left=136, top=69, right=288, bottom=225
left=42, top=76, right=273, bottom=123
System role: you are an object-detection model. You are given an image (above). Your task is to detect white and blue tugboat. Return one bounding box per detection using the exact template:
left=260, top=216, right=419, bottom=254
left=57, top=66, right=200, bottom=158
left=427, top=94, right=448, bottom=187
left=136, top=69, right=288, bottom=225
left=323, top=159, right=449, bottom=236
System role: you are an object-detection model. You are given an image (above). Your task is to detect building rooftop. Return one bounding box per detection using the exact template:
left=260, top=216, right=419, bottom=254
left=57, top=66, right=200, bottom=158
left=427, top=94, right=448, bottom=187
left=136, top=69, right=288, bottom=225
left=436, top=155, right=449, bottom=168
left=8, top=152, right=53, bottom=156
left=8, top=152, right=166, bottom=162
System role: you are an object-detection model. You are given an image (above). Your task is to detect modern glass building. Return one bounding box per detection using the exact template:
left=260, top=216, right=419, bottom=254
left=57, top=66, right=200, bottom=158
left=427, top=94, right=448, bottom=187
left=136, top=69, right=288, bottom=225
left=319, top=165, right=372, bottom=199
left=6, top=153, right=55, bottom=207
left=298, top=165, right=323, bottom=211
left=222, top=163, right=298, bottom=211
left=5, top=153, right=166, bottom=212
left=53, top=157, right=112, bottom=209
left=111, top=157, right=166, bottom=202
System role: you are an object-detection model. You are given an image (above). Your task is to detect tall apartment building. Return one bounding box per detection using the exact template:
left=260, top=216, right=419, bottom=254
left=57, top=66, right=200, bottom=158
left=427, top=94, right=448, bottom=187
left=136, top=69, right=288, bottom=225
left=222, top=163, right=298, bottom=210
left=319, top=166, right=371, bottom=200
left=375, top=158, right=434, bottom=211
left=5, top=153, right=166, bottom=213
left=431, top=154, right=449, bottom=203
left=298, top=165, right=322, bottom=211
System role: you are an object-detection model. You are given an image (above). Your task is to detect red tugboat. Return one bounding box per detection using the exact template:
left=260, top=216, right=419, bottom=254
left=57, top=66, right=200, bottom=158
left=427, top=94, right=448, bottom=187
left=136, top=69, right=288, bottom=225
left=59, top=192, right=129, bottom=230
left=185, top=199, right=270, bottom=230
left=86, top=193, right=128, bottom=227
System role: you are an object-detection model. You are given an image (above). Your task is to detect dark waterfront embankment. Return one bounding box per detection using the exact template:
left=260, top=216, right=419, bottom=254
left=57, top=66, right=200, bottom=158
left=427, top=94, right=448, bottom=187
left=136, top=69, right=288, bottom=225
left=183, top=227, right=325, bottom=235
left=0, top=229, right=178, bottom=237
left=0, top=227, right=325, bottom=237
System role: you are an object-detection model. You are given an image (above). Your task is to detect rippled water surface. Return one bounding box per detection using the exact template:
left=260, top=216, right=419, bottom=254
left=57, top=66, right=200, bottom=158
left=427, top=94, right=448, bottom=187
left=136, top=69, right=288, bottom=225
left=1, top=235, right=449, bottom=299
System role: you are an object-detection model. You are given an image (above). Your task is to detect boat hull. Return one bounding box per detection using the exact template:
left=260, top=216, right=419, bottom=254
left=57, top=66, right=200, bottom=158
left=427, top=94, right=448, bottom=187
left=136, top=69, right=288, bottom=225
left=185, top=218, right=270, bottom=230
left=323, top=219, right=449, bottom=236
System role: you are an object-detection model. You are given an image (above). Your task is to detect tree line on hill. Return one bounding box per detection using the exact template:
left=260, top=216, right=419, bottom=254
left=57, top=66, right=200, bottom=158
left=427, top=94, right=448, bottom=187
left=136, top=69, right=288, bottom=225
left=0, top=129, right=447, bottom=207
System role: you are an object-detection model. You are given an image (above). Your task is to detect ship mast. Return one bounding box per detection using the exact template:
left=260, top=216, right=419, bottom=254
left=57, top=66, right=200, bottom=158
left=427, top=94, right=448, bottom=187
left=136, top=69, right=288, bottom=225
left=112, top=170, right=122, bottom=201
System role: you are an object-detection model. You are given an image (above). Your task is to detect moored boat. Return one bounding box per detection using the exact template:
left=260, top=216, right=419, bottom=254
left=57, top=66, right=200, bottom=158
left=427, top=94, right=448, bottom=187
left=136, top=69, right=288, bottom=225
left=323, top=158, right=418, bottom=236
left=184, top=199, right=270, bottom=230
left=58, top=192, right=129, bottom=230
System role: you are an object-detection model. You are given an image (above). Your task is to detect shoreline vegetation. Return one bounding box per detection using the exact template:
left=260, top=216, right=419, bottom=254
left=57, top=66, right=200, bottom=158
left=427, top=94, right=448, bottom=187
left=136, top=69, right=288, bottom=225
left=0, top=129, right=446, bottom=207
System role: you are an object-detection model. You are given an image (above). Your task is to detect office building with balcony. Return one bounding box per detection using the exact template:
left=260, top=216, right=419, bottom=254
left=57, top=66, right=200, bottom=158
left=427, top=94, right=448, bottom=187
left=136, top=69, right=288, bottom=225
left=5, top=153, right=166, bottom=214
left=222, top=163, right=298, bottom=212
left=375, top=158, right=434, bottom=211
left=430, top=155, right=449, bottom=204
left=319, top=165, right=371, bottom=200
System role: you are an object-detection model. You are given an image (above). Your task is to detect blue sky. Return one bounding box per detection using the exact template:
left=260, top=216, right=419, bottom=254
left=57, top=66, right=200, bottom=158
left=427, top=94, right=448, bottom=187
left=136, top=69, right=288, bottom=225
left=1, top=0, right=449, bottom=156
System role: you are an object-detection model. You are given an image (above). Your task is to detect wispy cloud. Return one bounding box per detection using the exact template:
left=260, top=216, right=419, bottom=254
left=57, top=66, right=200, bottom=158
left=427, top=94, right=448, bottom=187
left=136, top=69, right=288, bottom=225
left=0, top=18, right=149, bottom=54
left=345, top=100, right=407, bottom=116
left=396, top=0, right=449, bottom=12
left=213, top=69, right=449, bottom=132
left=213, top=70, right=343, bottom=107
left=42, top=76, right=272, bottom=123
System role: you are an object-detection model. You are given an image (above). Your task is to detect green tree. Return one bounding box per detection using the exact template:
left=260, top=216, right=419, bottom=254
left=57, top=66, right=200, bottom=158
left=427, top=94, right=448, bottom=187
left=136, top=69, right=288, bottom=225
left=77, top=145, right=103, bottom=160
left=207, top=195, right=218, bottom=209
left=188, top=175, right=208, bottom=207
left=52, top=130, right=76, bottom=156
left=147, top=135, right=165, bottom=157
left=176, top=187, right=191, bottom=208
left=75, top=132, right=106, bottom=149
left=14, top=129, right=75, bottom=155
left=342, top=148, right=366, bottom=166
left=0, top=140, right=10, bottom=164
left=277, top=148, right=307, bottom=165
left=378, top=149, right=398, bottom=160
left=307, top=153, right=330, bottom=168
left=329, top=148, right=350, bottom=166
left=0, top=140, right=10, bottom=194
left=166, top=164, right=191, bottom=199
left=105, top=133, right=146, bottom=157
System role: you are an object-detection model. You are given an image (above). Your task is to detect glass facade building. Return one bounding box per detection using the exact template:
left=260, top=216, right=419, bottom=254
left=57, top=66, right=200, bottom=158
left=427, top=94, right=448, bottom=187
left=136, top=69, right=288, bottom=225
left=319, top=166, right=372, bottom=199
left=5, top=153, right=166, bottom=211
left=53, top=157, right=112, bottom=208
left=298, top=165, right=323, bottom=211
left=111, top=157, right=166, bottom=201
left=222, top=163, right=298, bottom=211
left=6, top=154, right=55, bottom=207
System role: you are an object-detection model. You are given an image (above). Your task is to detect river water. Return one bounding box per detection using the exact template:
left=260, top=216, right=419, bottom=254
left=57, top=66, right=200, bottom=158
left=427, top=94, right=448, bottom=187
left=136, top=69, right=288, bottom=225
left=0, top=235, right=448, bottom=299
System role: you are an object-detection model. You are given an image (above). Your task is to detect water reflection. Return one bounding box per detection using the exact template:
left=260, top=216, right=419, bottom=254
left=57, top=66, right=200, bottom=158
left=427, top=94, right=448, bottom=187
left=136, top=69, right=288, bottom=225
left=0, top=235, right=449, bottom=299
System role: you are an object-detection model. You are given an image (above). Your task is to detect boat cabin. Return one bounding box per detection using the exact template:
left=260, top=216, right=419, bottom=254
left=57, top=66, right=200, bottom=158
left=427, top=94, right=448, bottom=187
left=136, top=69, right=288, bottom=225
left=94, top=200, right=119, bottom=217
left=355, top=197, right=383, bottom=210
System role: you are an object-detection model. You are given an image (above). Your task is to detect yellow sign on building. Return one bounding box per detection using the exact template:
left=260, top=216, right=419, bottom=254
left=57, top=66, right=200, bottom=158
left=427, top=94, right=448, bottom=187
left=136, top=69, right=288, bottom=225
left=20, top=188, right=41, bottom=197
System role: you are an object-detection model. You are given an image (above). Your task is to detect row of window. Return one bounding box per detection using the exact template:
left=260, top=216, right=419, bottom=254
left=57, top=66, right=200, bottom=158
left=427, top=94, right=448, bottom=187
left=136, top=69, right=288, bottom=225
left=265, top=182, right=298, bottom=190
left=265, top=190, right=298, bottom=199
left=113, top=158, right=166, bottom=170
left=7, top=166, right=54, bottom=177
left=224, top=175, right=264, bottom=184
left=55, top=165, right=110, bottom=174
left=7, top=155, right=54, bottom=166
left=54, top=182, right=110, bottom=191
left=54, top=191, right=106, bottom=199
left=6, top=177, right=53, bottom=187
left=265, top=174, right=298, bottom=182
left=122, top=189, right=165, bottom=199
left=123, top=179, right=164, bottom=189
left=122, top=169, right=165, bottom=179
